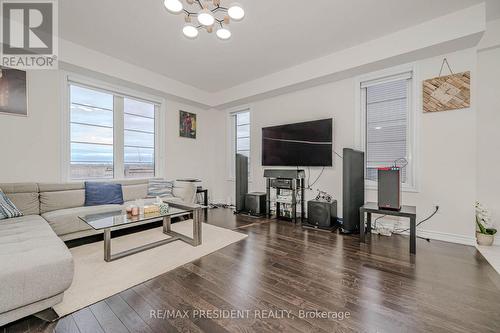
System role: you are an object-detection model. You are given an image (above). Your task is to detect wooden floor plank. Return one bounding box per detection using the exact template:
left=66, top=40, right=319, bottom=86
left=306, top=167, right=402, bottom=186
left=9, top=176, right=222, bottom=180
left=89, top=301, right=129, bottom=333
left=54, top=316, right=80, bottom=333
left=105, top=294, right=153, bottom=333
left=72, top=308, right=104, bottom=333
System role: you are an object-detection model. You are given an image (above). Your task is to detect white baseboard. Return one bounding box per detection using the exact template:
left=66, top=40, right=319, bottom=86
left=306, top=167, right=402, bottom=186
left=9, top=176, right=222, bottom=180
left=397, top=228, right=475, bottom=246
left=371, top=218, right=475, bottom=246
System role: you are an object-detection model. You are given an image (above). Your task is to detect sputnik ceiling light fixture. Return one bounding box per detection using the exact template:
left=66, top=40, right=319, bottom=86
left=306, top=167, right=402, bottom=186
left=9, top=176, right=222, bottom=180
left=164, top=0, right=245, bottom=40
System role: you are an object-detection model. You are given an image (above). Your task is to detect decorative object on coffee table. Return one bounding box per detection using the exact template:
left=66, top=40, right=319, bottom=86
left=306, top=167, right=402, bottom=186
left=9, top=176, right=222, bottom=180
left=179, top=110, right=197, bottom=139
left=159, top=202, right=170, bottom=215
left=0, top=67, right=27, bottom=117
left=423, top=58, right=470, bottom=113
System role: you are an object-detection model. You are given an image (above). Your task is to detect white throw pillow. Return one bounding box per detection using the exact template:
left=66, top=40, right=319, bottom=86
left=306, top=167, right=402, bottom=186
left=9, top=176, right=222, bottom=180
left=173, top=182, right=197, bottom=204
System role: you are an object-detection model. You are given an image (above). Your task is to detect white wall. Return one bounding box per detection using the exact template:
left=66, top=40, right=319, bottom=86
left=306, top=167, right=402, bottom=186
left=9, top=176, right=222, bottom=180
left=0, top=70, right=226, bottom=203
left=164, top=100, right=226, bottom=203
left=476, top=46, right=500, bottom=225
left=0, top=70, right=62, bottom=182
left=225, top=48, right=478, bottom=245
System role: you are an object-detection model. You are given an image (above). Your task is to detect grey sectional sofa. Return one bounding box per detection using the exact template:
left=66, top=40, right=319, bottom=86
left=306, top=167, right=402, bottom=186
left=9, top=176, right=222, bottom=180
left=0, top=179, right=197, bottom=326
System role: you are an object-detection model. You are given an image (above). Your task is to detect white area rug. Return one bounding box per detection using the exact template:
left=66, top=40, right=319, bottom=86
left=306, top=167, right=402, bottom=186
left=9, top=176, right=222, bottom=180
left=54, top=220, right=247, bottom=317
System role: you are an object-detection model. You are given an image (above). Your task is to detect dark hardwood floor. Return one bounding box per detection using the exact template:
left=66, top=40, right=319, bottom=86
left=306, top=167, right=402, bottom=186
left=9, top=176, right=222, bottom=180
left=3, top=208, right=500, bottom=333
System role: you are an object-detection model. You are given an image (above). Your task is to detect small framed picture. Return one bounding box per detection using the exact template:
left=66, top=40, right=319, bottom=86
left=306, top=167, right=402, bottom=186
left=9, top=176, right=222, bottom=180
left=0, top=67, right=27, bottom=117
left=179, top=110, right=196, bottom=139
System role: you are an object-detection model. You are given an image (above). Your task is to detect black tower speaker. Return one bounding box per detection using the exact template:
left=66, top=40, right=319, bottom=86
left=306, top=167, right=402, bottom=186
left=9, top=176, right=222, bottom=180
left=235, top=154, right=248, bottom=213
left=245, top=192, right=266, bottom=216
left=342, top=148, right=365, bottom=234
left=378, top=167, right=401, bottom=210
left=307, top=200, right=337, bottom=229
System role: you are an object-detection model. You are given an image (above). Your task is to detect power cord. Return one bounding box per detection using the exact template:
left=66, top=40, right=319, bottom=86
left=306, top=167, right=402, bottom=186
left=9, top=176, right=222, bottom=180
left=373, top=215, right=386, bottom=230
left=393, top=205, right=439, bottom=236
left=393, top=157, right=408, bottom=169
left=305, top=150, right=343, bottom=191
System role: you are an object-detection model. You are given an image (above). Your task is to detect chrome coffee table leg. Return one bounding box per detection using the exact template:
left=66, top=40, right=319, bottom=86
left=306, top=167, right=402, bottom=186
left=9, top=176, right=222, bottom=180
left=163, top=207, right=203, bottom=247
left=163, top=215, right=171, bottom=233
left=104, top=228, right=112, bottom=262
left=103, top=208, right=203, bottom=262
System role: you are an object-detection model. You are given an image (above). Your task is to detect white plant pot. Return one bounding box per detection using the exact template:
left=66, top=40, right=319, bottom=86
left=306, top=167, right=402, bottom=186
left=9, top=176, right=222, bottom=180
left=476, top=232, right=495, bottom=246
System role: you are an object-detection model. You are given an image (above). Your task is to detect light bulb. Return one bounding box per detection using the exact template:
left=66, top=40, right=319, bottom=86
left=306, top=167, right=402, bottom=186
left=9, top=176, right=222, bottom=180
left=183, top=25, right=199, bottom=39
left=216, top=28, right=231, bottom=40
left=228, top=3, right=244, bottom=21
left=197, top=8, right=214, bottom=26
left=164, top=0, right=183, bottom=14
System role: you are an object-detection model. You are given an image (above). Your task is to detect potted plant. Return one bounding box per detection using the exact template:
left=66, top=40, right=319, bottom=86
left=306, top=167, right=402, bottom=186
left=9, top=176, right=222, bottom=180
left=475, top=202, right=497, bottom=246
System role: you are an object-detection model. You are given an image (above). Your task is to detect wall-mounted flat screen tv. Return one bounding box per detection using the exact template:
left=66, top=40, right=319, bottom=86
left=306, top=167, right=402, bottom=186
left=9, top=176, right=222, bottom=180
left=262, top=118, right=333, bottom=166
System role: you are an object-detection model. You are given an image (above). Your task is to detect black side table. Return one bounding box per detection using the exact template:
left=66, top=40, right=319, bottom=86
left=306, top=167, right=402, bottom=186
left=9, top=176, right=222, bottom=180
left=359, top=202, right=417, bottom=254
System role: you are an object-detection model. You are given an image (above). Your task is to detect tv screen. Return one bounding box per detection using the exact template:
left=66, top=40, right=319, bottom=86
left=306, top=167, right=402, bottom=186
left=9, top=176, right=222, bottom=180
left=262, top=118, right=333, bottom=166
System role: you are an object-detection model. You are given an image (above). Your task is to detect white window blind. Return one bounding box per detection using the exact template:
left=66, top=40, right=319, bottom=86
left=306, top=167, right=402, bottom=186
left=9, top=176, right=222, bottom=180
left=229, top=110, right=250, bottom=179
left=362, top=72, right=413, bottom=186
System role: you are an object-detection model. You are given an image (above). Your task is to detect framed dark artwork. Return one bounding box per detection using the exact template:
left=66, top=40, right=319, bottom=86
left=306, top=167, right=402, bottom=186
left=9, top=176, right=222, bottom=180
left=0, top=67, right=27, bottom=116
left=179, top=110, right=197, bottom=139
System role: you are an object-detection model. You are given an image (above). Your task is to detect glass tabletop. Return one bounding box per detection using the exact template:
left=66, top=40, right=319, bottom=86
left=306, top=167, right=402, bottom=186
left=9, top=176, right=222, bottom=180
left=79, top=207, right=189, bottom=230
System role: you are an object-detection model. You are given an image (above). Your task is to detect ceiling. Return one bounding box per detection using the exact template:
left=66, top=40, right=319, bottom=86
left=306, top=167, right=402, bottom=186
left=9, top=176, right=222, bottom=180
left=60, top=0, right=496, bottom=93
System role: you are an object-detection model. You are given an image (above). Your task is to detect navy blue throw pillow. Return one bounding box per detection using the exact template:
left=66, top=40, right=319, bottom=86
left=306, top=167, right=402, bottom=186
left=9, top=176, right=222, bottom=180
left=84, top=182, right=124, bottom=206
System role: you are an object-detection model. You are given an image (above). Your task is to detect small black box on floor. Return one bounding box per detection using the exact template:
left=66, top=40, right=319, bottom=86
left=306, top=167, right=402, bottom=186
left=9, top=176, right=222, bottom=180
left=245, top=192, right=266, bottom=216
left=303, top=200, right=338, bottom=231
left=378, top=167, right=401, bottom=210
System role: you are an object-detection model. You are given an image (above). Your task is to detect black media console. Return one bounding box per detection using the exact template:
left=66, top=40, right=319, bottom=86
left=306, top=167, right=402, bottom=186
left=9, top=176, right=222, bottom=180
left=264, top=169, right=305, bottom=223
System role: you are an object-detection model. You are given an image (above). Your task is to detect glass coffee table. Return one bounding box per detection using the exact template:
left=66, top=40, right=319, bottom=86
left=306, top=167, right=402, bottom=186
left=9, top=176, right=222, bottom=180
left=79, top=203, right=203, bottom=262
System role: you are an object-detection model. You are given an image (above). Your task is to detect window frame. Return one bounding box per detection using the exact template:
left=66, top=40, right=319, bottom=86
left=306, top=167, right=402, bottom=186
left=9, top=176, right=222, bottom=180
left=61, top=73, right=166, bottom=181
left=355, top=64, right=419, bottom=192
left=227, top=106, right=251, bottom=182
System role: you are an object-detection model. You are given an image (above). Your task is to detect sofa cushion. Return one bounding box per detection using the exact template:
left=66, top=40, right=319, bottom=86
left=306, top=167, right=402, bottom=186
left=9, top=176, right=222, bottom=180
left=0, top=183, right=39, bottom=215
left=0, top=215, right=73, bottom=313
left=39, top=180, right=148, bottom=213
left=147, top=179, right=174, bottom=198
left=173, top=182, right=197, bottom=204
left=122, top=183, right=148, bottom=202
left=0, top=190, right=23, bottom=220
left=84, top=182, right=124, bottom=206
left=40, top=189, right=86, bottom=214
left=42, top=204, right=124, bottom=236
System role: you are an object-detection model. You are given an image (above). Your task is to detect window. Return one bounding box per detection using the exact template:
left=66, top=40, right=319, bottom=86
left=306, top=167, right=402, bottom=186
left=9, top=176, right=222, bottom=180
left=124, top=98, right=155, bottom=178
left=69, top=83, right=159, bottom=180
left=361, top=71, right=414, bottom=188
left=235, top=111, right=250, bottom=160
left=229, top=109, right=250, bottom=178
left=70, top=86, right=114, bottom=179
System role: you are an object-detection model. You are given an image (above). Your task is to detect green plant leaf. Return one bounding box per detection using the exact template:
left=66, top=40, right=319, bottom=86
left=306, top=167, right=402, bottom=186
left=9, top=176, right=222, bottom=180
left=476, top=216, right=487, bottom=234
left=486, top=228, right=497, bottom=235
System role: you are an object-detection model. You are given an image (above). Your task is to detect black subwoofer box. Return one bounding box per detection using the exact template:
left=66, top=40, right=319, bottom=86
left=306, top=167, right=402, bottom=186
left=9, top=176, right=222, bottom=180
left=245, top=192, right=266, bottom=216
left=304, top=200, right=338, bottom=230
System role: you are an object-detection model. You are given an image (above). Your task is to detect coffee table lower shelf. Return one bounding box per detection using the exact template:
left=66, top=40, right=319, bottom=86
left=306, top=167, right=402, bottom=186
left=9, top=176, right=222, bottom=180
left=103, top=214, right=202, bottom=262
